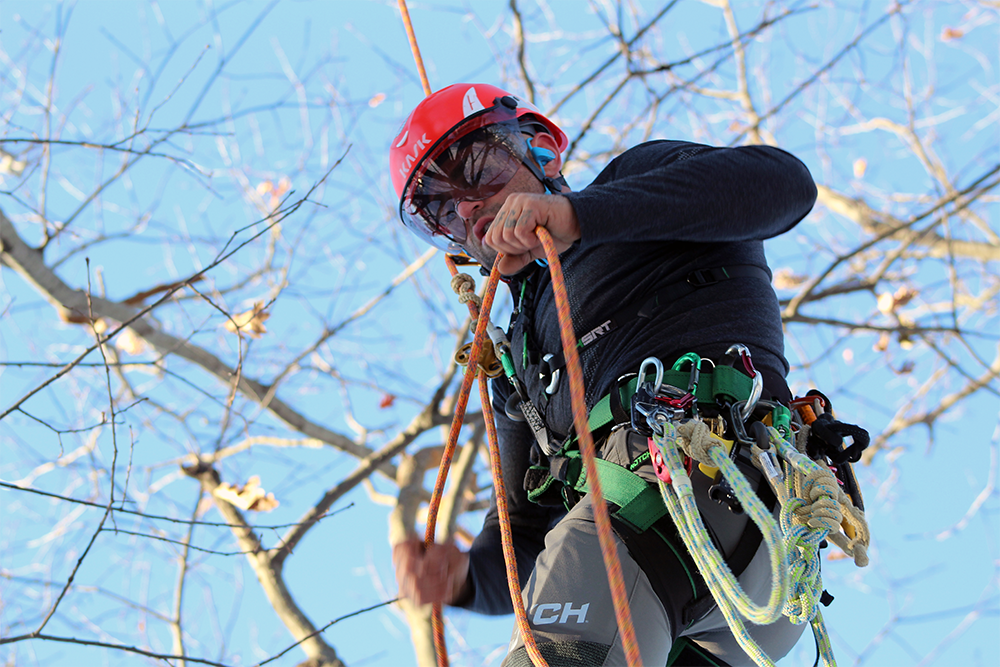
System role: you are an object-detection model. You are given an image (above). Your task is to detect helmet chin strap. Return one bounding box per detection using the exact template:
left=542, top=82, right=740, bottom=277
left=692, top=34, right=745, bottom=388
left=470, top=140, right=567, bottom=274
left=521, top=149, right=567, bottom=194
left=543, top=173, right=570, bottom=194
left=519, top=148, right=567, bottom=268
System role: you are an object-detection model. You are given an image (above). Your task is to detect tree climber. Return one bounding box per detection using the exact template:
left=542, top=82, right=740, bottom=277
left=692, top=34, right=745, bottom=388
left=389, top=83, right=819, bottom=667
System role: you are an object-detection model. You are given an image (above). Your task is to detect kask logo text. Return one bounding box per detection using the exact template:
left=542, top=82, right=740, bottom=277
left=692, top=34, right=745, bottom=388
left=399, top=133, right=431, bottom=179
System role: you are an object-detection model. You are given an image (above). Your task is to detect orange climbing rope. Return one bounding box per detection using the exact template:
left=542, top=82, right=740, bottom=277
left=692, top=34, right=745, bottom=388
left=536, top=228, right=643, bottom=667
left=437, top=243, right=643, bottom=667
left=396, top=2, right=642, bottom=665
left=423, top=257, right=498, bottom=667
left=397, top=0, right=432, bottom=96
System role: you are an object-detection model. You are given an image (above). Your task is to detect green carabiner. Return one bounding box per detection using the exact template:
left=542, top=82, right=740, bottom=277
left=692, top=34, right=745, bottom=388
left=672, top=352, right=702, bottom=392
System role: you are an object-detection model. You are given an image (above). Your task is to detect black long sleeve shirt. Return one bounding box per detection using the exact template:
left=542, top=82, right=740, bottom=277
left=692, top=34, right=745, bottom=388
left=457, top=140, right=817, bottom=615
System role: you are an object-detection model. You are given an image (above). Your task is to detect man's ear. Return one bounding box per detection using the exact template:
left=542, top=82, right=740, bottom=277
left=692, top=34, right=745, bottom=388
left=530, top=132, right=564, bottom=178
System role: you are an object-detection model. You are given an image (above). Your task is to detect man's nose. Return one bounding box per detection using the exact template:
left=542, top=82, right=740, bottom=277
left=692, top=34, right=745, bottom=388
left=455, top=199, right=481, bottom=222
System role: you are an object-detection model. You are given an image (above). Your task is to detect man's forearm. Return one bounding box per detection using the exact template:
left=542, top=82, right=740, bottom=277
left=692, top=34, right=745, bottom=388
left=568, top=141, right=817, bottom=247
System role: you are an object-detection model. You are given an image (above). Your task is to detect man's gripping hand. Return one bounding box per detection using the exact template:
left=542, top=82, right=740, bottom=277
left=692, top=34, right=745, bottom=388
left=392, top=536, right=470, bottom=607
left=484, top=193, right=580, bottom=275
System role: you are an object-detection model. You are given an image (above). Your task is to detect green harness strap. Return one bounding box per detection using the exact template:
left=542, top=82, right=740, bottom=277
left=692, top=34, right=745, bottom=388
left=527, top=365, right=755, bottom=533
left=583, top=365, right=754, bottom=438
left=564, top=451, right=667, bottom=532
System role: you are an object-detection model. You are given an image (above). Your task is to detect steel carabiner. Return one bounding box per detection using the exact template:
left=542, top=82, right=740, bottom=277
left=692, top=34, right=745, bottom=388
left=637, top=356, right=664, bottom=395
left=724, top=344, right=763, bottom=422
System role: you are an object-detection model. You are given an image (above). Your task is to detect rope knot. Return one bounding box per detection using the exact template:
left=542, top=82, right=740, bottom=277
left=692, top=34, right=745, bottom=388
left=450, top=273, right=482, bottom=307
left=676, top=419, right=724, bottom=464
left=793, top=467, right=843, bottom=533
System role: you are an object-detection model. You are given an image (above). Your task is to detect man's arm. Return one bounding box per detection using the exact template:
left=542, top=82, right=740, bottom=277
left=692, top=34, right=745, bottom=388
left=483, top=140, right=816, bottom=274
left=392, top=378, right=562, bottom=614
left=567, top=140, right=817, bottom=247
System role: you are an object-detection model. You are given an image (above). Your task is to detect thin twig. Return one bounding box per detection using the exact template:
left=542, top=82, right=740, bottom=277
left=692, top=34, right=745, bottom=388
left=254, top=599, right=398, bottom=667
left=0, top=633, right=233, bottom=666
left=0, top=481, right=353, bottom=529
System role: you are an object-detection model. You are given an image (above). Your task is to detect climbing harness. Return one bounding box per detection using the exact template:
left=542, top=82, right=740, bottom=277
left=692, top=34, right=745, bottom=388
left=514, top=339, right=871, bottom=667
left=450, top=250, right=872, bottom=667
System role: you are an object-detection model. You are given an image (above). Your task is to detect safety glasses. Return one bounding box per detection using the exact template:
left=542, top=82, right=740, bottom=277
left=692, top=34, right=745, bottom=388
left=400, top=105, right=527, bottom=252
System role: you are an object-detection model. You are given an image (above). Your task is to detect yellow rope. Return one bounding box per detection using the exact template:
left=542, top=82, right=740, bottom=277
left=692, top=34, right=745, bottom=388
left=792, top=423, right=870, bottom=567
left=652, top=419, right=846, bottom=667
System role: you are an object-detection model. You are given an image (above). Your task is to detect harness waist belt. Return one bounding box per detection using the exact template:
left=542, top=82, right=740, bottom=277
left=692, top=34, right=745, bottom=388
left=569, top=364, right=755, bottom=448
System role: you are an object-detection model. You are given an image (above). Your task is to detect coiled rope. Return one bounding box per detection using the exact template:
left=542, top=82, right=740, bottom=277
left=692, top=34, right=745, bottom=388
left=648, top=416, right=847, bottom=667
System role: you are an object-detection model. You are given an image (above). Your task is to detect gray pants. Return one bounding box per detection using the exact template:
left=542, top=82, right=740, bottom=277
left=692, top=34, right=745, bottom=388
left=503, top=429, right=805, bottom=666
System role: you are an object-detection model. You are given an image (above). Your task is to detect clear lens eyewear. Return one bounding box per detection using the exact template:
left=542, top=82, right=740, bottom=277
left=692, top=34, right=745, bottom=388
left=401, top=108, right=527, bottom=251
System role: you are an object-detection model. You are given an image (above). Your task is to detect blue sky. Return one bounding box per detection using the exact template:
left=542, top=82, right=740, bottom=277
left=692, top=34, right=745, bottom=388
left=1, top=1, right=997, bottom=666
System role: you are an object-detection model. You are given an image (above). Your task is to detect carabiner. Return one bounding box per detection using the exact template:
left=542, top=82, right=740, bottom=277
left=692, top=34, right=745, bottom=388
left=725, top=343, right=755, bottom=376
left=541, top=353, right=561, bottom=395
left=740, top=369, right=763, bottom=422
left=671, top=352, right=704, bottom=417
left=637, top=357, right=664, bottom=395
left=671, top=353, right=701, bottom=387
left=724, top=344, right=763, bottom=422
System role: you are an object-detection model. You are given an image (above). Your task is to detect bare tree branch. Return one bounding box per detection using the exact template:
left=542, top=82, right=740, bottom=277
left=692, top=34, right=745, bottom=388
left=182, top=463, right=344, bottom=667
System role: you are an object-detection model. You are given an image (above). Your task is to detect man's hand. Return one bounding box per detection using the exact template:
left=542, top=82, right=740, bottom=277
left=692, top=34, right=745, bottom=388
left=483, top=193, right=580, bottom=275
left=392, top=536, right=470, bottom=607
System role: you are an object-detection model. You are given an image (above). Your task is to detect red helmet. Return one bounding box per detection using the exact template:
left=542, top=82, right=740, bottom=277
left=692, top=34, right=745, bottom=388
left=390, top=83, right=568, bottom=251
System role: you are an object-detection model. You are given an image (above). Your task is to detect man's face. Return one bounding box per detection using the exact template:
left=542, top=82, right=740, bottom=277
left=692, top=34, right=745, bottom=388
left=454, top=163, right=545, bottom=267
